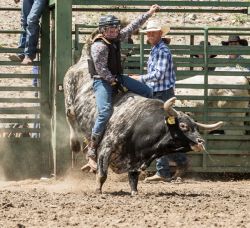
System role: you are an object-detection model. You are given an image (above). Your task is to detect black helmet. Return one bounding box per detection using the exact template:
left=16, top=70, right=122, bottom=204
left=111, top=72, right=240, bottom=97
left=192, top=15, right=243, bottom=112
left=99, top=15, right=120, bottom=28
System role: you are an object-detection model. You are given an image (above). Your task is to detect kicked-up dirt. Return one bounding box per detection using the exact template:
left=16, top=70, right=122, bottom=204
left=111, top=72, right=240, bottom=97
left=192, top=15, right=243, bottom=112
left=0, top=170, right=249, bottom=228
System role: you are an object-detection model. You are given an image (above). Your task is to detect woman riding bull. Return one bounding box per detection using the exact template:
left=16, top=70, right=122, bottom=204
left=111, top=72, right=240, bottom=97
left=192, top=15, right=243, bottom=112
left=82, top=5, right=160, bottom=171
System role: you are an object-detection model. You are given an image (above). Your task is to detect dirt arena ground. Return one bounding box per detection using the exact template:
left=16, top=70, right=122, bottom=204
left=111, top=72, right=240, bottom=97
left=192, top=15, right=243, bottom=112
left=0, top=171, right=249, bottom=228
left=0, top=2, right=250, bottom=228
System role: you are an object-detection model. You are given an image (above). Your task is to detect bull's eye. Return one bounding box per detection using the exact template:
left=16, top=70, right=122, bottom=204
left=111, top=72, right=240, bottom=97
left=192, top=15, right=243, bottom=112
left=179, top=122, right=190, bottom=132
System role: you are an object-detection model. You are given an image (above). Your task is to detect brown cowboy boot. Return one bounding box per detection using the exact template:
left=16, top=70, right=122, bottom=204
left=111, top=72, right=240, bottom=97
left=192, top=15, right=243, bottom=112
left=81, top=134, right=101, bottom=172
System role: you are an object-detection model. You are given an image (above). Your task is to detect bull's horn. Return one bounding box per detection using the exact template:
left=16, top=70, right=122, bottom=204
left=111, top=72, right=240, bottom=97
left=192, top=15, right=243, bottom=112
left=196, top=121, right=224, bottom=132
left=163, top=97, right=178, bottom=117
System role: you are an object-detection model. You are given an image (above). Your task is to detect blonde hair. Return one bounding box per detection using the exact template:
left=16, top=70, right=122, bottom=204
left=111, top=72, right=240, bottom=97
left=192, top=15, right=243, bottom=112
left=86, top=28, right=100, bottom=56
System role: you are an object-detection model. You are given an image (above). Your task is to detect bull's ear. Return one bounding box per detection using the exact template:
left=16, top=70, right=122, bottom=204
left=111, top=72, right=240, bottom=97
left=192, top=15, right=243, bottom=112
left=196, top=121, right=224, bottom=132
left=163, top=97, right=178, bottom=117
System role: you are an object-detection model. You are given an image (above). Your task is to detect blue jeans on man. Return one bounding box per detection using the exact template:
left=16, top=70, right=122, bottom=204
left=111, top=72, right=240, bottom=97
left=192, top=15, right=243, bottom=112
left=153, top=88, right=188, bottom=180
left=92, top=75, right=152, bottom=137
left=18, top=0, right=47, bottom=59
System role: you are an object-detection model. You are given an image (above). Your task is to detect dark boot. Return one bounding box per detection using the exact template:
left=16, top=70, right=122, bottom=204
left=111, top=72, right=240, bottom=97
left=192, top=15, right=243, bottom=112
left=81, top=134, right=101, bottom=172
left=8, top=54, right=25, bottom=62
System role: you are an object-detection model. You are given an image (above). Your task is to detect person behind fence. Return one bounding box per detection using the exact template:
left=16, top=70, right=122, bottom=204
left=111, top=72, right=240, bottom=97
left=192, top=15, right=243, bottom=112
left=221, top=35, right=250, bottom=71
left=9, top=0, right=47, bottom=65
left=81, top=5, right=160, bottom=172
left=192, top=41, right=217, bottom=71
left=130, top=20, right=188, bottom=182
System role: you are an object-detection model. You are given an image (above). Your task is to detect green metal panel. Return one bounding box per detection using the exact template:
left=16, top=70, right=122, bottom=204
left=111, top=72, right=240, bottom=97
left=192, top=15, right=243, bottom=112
left=49, top=0, right=55, bottom=6
left=40, top=6, right=53, bottom=176
left=53, top=0, right=72, bottom=175
left=0, top=6, right=52, bottom=179
left=1, top=139, right=44, bottom=180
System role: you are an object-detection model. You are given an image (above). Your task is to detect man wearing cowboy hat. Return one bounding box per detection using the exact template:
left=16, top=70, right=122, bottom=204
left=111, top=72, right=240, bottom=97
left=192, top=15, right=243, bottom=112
left=192, top=41, right=217, bottom=71
left=221, top=35, right=250, bottom=71
left=131, top=20, right=188, bottom=182
left=222, top=35, right=248, bottom=58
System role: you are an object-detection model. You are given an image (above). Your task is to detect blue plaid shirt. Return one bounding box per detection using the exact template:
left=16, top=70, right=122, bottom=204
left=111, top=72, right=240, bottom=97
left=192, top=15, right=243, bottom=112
left=141, top=40, right=176, bottom=92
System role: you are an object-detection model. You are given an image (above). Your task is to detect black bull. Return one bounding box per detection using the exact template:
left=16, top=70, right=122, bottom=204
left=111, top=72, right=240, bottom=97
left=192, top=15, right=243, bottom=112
left=64, top=55, right=223, bottom=195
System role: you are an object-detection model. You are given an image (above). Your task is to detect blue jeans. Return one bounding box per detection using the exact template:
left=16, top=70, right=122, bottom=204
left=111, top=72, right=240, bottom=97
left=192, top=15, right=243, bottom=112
left=153, top=88, right=175, bottom=178
left=19, top=0, right=47, bottom=59
left=92, top=75, right=152, bottom=136
left=32, top=65, right=39, bottom=87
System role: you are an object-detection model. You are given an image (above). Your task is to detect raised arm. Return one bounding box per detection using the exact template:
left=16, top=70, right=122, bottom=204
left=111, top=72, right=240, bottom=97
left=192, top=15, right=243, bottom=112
left=119, top=4, right=160, bottom=41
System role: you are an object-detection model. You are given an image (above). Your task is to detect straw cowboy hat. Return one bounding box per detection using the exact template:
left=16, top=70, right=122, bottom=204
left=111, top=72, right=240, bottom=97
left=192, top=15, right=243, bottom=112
left=221, top=35, right=248, bottom=46
left=142, top=20, right=170, bottom=36
left=193, top=41, right=217, bottom=58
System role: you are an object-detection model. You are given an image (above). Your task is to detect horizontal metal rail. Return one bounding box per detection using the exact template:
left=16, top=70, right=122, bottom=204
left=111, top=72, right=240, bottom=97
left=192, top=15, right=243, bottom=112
left=175, top=84, right=250, bottom=89
left=176, top=95, right=250, bottom=101
left=0, top=98, right=40, bottom=103
left=0, top=48, right=40, bottom=53
left=0, top=74, right=40, bottom=79
left=71, top=7, right=247, bottom=14
left=0, top=128, right=40, bottom=133
left=0, top=30, right=22, bottom=34
left=176, top=71, right=250, bottom=76
left=190, top=167, right=250, bottom=173
left=206, top=149, right=250, bottom=155
left=0, top=118, right=40, bottom=123
left=0, top=8, right=20, bottom=11
left=195, top=116, right=250, bottom=121
left=0, top=87, right=39, bottom=91
left=206, top=135, right=250, bottom=140
left=0, top=107, right=40, bottom=114
left=0, top=61, right=40, bottom=66
left=176, top=107, right=250, bottom=113
left=71, top=0, right=250, bottom=8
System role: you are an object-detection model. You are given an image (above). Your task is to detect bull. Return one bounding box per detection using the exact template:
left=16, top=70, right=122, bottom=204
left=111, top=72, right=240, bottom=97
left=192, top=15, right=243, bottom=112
left=64, top=52, right=223, bottom=195
left=175, top=71, right=249, bottom=135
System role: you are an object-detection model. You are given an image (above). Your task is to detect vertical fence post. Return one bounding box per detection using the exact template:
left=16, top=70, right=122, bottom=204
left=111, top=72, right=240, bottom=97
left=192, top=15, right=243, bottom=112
left=202, top=27, right=209, bottom=170
left=53, top=0, right=72, bottom=175
left=40, top=5, right=52, bottom=176
left=190, top=34, right=194, bottom=71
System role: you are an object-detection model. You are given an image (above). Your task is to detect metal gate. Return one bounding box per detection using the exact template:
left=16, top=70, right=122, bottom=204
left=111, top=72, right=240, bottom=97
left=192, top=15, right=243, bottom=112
left=0, top=6, right=51, bottom=180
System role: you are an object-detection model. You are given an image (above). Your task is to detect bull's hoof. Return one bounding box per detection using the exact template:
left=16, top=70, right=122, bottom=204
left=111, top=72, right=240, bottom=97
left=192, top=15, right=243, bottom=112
left=95, top=188, right=102, bottom=194
left=71, top=139, right=81, bottom=153
left=171, top=177, right=183, bottom=183
left=131, top=191, right=138, bottom=196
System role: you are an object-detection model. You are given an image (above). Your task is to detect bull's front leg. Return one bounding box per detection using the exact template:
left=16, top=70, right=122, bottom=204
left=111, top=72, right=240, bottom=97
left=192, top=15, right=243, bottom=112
left=128, top=171, right=140, bottom=196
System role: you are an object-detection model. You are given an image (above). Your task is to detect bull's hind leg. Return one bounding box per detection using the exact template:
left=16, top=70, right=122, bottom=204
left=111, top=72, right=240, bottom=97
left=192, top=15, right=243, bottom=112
left=66, top=108, right=81, bottom=153
left=128, top=171, right=140, bottom=196
left=95, top=153, right=109, bottom=194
